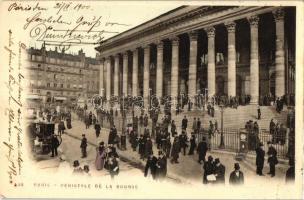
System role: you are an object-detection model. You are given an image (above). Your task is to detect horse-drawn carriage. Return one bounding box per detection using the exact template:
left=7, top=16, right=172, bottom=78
left=28, top=122, right=62, bottom=155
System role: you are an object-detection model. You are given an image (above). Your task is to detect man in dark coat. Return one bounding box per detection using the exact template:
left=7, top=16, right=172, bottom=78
left=203, top=156, right=214, bottom=184
left=197, top=118, right=201, bottom=134
left=156, top=151, right=167, bottom=181
left=80, top=134, right=87, bottom=158
left=143, top=114, right=149, bottom=128
left=188, top=134, right=196, bottom=155
left=170, top=120, right=177, bottom=137
left=94, top=122, right=101, bottom=137
left=108, top=127, right=117, bottom=145
left=130, top=130, right=138, bottom=151
left=170, top=137, right=180, bottom=164
left=214, top=158, right=225, bottom=184
left=255, top=142, right=265, bottom=176
left=51, top=135, right=59, bottom=157
left=229, top=163, right=244, bottom=185
left=182, top=116, right=188, bottom=130
left=257, top=105, right=261, bottom=120
left=267, top=142, right=278, bottom=177
left=144, top=153, right=157, bottom=179
left=138, top=135, right=145, bottom=160
left=197, top=137, right=208, bottom=163
left=179, top=131, right=188, bottom=156
left=285, top=158, right=295, bottom=183
left=144, top=137, right=153, bottom=159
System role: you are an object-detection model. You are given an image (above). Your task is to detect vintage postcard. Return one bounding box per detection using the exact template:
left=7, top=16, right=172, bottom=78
left=0, top=0, right=303, bottom=199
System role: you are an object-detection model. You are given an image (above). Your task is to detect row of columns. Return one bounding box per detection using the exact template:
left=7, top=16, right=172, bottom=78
left=99, top=8, right=286, bottom=105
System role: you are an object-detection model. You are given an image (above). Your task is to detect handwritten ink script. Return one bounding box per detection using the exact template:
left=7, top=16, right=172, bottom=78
left=7, top=2, right=130, bottom=50
left=3, top=30, right=25, bottom=185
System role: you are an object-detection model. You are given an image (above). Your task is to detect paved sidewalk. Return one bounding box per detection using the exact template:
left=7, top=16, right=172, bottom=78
left=64, top=114, right=289, bottom=186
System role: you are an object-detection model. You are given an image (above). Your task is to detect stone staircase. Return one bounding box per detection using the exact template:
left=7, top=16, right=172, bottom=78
left=159, top=105, right=288, bottom=133
left=85, top=103, right=288, bottom=133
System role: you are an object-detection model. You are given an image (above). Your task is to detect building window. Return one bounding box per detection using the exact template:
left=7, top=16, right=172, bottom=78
left=37, top=90, right=40, bottom=93
left=54, top=74, right=57, bottom=79
left=47, top=83, right=50, bottom=87
left=79, top=69, right=82, bottom=73
left=67, top=84, right=70, bottom=88
left=54, top=83, right=57, bottom=88
left=61, top=68, right=64, bottom=72
left=38, top=64, right=41, bottom=68
left=61, top=84, right=64, bottom=88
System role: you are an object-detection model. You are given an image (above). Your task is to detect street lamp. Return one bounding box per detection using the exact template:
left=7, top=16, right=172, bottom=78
left=219, top=104, right=225, bottom=148
left=149, top=88, right=152, bottom=112
left=122, top=93, right=125, bottom=134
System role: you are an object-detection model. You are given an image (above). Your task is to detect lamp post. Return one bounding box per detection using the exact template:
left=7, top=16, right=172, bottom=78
left=122, top=92, right=125, bottom=134
left=219, top=104, right=225, bottom=148
left=149, top=88, right=152, bottom=112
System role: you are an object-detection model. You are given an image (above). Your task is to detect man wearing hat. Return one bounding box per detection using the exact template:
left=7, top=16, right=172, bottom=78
left=144, top=153, right=157, bottom=180
left=197, top=137, right=208, bottom=164
left=214, top=158, right=225, bottom=184
left=255, top=142, right=265, bottom=176
left=267, top=141, right=278, bottom=177
left=156, top=151, right=167, bottom=181
left=73, top=160, right=83, bottom=174
left=80, top=134, right=87, bottom=158
left=229, top=163, right=244, bottom=185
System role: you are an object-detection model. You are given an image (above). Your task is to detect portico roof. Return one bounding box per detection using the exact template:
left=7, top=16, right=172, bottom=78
left=95, top=5, right=276, bottom=58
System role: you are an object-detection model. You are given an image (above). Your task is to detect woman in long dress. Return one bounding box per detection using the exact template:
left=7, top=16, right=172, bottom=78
left=95, top=142, right=106, bottom=170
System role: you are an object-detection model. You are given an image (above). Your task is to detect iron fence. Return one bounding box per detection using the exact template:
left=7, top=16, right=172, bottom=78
left=197, top=128, right=290, bottom=159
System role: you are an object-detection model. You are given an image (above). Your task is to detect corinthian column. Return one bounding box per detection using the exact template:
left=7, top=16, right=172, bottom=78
left=106, top=57, right=111, bottom=101
left=114, top=54, right=119, bottom=96
left=225, top=21, right=237, bottom=97
left=122, top=52, right=128, bottom=96
left=206, top=27, right=216, bottom=97
left=132, top=48, right=138, bottom=97
left=188, top=30, right=198, bottom=97
left=156, top=41, right=164, bottom=98
left=143, top=45, right=150, bottom=107
left=99, top=58, right=105, bottom=97
left=248, top=15, right=259, bottom=104
left=171, top=37, right=179, bottom=99
left=273, top=8, right=285, bottom=98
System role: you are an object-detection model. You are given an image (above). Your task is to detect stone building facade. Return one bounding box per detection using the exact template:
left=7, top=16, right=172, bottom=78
left=96, top=6, right=295, bottom=106
left=26, top=45, right=100, bottom=105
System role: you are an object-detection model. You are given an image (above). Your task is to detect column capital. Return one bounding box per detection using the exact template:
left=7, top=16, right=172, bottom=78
left=156, top=40, right=164, bottom=49
left=143, top=44, right=151, bottom=51
left=132, top=48, right=138, bottom=54
left=170, top=36, right=180, bottom=46
left=247, top=15, right=259, bottom=28
left=114, top=54, right=120, bottom=59
left=205, top=27, right=215, bottom=38
left=123, top=51, right=128, bottom=58
left=272, top=8, right=285, bottom=22
left=188, top=30, right=198, bottom=40
left=225, top=21, right=236, bottom=33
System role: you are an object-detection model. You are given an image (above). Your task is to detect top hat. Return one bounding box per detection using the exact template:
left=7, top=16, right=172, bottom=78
left=234, top=163, right=240, bottom=170
left=214, top=158, right=220, bottom=164
left=73, top=160, right=80, bottom=167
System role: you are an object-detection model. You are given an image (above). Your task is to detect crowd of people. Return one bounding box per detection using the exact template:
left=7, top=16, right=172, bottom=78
left=33, top=92, right=295, bottom=185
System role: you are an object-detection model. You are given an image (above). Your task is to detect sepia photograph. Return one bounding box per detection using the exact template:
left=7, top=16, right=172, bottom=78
left=0, top=1, right=303, bottom=199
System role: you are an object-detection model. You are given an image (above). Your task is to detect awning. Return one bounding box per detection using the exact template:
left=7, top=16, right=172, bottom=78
left=26, top=94, right=42, bottom=100
left=54, top=97, right=67, bottom=101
